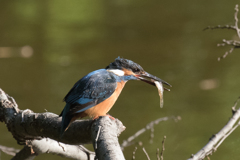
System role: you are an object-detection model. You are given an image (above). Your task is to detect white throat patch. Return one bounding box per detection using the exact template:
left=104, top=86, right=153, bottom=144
left=107, top=69, right=125, bottom=76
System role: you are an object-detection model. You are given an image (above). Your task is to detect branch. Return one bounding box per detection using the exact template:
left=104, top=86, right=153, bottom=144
left=160, top=136, right=166, bottom=160
left=188, top=97, right=240, bottom=160
left=121, top=116, right=181, bottom=150
left=132, top=147, right=138, bottom=160
left=0, top=89, right=93, bottom=145
left=204, top=4, right=240, bottom=60
left=11, top=146, right=36, bottom=160
left=142, top=147, right=150, bottom=160
left=0, top=145, right=20, bottom=156
left=234, top=4, right=240, bottom=38
left=91, top=116, right=126, bottom=160
left=0, top=88, right=126, bottom=160
left=19, top=138, right=95, bottom=160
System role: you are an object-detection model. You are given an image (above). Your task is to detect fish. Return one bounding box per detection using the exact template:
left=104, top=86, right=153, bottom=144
left=154, top=81, right=164, bottom=108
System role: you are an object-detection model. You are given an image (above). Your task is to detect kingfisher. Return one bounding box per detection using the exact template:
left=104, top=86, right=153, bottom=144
left=59, top=57, right=171, bottom=135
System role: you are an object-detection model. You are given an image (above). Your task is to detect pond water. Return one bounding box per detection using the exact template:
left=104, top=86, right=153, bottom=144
left=0, top=1, right=240, bottom=159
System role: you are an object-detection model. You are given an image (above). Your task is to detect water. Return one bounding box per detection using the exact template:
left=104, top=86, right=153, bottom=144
left=0, top=1, right=240, bottom=159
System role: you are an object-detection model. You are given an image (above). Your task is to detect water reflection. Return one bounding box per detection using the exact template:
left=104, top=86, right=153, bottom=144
left=0, top=1, right=240, bottom=160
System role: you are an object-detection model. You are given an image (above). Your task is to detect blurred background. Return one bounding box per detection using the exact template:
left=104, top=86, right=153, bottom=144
left=0, top=0, right=240, bottom=159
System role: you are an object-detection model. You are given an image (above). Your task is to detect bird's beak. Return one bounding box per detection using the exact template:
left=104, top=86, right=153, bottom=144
left=136, top=72, right=171, bottom=91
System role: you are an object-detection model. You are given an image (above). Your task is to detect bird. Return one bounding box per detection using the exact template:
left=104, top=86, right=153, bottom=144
left=59, top=57, right=171, bottom=135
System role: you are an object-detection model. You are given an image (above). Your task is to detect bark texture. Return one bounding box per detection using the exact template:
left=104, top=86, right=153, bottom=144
left=0, top=88, right=126, bottom=160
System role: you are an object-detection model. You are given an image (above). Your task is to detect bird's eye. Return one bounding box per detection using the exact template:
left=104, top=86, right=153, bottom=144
left=131, top=68, right=139, bottom=73
left=134, top=70, right=140, bottom=73
left=133, top=69, right=143, bottom=74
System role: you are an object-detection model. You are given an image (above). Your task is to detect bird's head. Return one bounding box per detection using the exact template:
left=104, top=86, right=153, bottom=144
left=106, top=57, right=171, bottom=90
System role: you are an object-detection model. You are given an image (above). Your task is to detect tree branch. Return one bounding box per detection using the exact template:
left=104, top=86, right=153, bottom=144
left=121, top=116, right=181, bottom=150
left=91, top=116, right=126, bottom=160
left=188, top=97, right=240, bottom=160
left=11, top=146, right=36, bottom=160
left=0, top=88, right=126, bottom=159
left=204, top=4, right=240, bottom=61
left=0, top=90, right=93, bottom=145
left=23, top=138, right=95, bottom=160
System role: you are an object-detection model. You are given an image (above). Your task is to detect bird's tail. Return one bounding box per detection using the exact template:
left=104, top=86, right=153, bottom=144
left=59, top=103, right=73, bottom=137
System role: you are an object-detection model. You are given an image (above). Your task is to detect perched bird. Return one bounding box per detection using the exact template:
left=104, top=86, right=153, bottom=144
left=59, top=57, right=171, bottom=135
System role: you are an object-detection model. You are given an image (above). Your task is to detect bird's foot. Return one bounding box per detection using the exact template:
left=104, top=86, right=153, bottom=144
left=93, top=116, right=99, bottom=120
left=106, top=114, right=115, bottom=120
left=92, top=114, right=115, bottom=120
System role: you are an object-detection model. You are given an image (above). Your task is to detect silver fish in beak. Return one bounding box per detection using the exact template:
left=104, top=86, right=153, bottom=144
left=135, top=71, right=171, bottom=108
left=154, top=81, right=164, bottom=108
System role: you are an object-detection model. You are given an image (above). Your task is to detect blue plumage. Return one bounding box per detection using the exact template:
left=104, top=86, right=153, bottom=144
left=60, top=69, right=124, bottom=134
left=64, top=69, right=116, bottom=105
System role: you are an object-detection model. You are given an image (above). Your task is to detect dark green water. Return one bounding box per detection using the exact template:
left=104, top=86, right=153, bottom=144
left=1, top=1, right=240, bottom=159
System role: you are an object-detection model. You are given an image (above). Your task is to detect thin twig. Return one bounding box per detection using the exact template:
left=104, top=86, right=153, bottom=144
left=160, top=136, right=166, bottom=160
left=0, top=145, right=20, bottom=156
left=232, top=96, right=240, bottom=110
left=142, top=147, right=150, bottom=160
left=121, top=116, right=180, bottom=150
left=234, top=4, right=240, bottom=38
left=203, top=25, right=236, bottom=31
left=132, top=147, right=137, bottom=160
left=149, top=127, right=154, bottom=144
left=205, top=4, right=240, bottom=60
left=218, top=47, right=234, bottom=61
left=156, top=148, right=160, bottom=160
left=215, top=121, right=240, bottom=150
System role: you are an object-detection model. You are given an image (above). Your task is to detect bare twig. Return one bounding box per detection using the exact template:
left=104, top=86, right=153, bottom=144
left=203, top=25, right=236, bottom=31
left=0, top=145, right=20, bottom=156
left=121, top=116, right=180, bottom=150
left=160, top=136, right=166, bottom=160
left=149, top=127, right=154, bottom=144
left=188, top=97, right=240, bottom=160
left=217, top=47, right=235, bottom=61
left=234, top=4, right=240, bottom=38
left=157, top=148, right=160, bottom=160
left=142, top=147, right=150, bottom=160
left=132, top=147, right=137, bottom=160
left=205, top=4, right=240, bottom=60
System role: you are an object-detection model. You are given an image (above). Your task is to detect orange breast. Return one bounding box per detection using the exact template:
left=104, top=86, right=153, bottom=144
left=83, top=81, right=126, bottom=119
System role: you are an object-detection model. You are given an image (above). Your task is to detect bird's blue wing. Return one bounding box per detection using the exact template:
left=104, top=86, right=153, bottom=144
left=62, top=69, right=117, bottom=115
